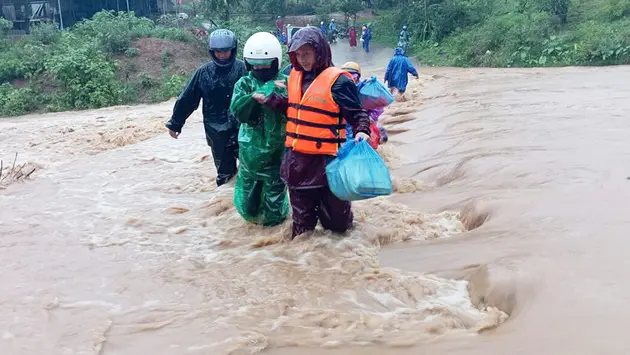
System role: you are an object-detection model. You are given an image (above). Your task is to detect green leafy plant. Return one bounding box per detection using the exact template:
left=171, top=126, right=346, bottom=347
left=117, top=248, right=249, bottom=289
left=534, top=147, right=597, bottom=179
left=0, top=84, right=39, bottom=117
left=44, top=34, right=124, bottom=109
left=0, top=18, right=13, bottom=38
left=125, top=47, right=139, bottom=57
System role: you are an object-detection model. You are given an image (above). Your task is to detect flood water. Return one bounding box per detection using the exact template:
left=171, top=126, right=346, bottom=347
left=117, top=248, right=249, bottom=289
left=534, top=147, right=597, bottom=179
left=1, top=44, right=630, bottom=355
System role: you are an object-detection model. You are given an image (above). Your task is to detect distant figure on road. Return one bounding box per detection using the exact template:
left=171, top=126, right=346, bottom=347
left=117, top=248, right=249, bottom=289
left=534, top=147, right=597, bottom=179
left=348, top=26, right=357, bottom=48
left=320, top=21, right=328, bottom=35
left=361, top=24, right=371, bottom=53
left=398, top=25, right=410, bottom=55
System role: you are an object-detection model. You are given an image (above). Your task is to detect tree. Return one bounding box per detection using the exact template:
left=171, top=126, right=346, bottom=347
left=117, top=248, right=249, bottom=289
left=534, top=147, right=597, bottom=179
left=339, top=0, right=363, bottom=25
left=200, top=0, right=242, bottom=21
left=540, top=0, right=570, bottom=23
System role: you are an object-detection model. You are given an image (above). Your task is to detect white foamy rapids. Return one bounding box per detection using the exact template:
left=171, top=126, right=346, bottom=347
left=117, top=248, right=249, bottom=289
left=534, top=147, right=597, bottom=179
left=87, top=179, right=504, bottom=353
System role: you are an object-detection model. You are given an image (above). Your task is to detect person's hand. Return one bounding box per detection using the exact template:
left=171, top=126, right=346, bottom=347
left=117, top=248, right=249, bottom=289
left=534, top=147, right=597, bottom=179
left=415, top=75, right=420, bottom=80
left=354, top=132, right=369, bottom=142
left=252, top=93, right=266, bottom=104
left=168, top=129, right=180, bottom=139
left=274, top=80, right=287, bottom=89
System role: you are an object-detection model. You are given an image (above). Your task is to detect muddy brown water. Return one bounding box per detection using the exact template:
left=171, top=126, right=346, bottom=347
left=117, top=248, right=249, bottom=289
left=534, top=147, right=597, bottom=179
left=1, top=44, right=630, bottom=355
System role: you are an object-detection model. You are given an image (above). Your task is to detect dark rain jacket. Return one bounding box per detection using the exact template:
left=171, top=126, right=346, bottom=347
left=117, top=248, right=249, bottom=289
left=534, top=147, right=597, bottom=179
left=165, top=59, right=247, bottom=183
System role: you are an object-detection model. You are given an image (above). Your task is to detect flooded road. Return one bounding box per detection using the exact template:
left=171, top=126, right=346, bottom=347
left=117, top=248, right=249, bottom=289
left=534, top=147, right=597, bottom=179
left=2, top=42, right=630, bottom=354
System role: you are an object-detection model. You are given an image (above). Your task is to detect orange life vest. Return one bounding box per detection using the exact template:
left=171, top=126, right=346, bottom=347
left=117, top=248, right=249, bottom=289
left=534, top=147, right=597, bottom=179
left=285, top=67, right=350, bottom=155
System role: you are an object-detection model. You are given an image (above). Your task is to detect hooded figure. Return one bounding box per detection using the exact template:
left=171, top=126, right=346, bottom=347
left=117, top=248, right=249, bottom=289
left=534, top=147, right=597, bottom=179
left=398, top=25, right=410, bottom=54
left=320, top=21, right=328, bottom=35
left=258, top=27, right=372, bottom=239
left=348, top=26, right=357, bottom=48
left=165, top=29, right=247, bottom=186
left=361, top=24, right=371, bottom=53
left=229, top=32, right=289, bottom=226
left=384, top=47, right=419, bottom=94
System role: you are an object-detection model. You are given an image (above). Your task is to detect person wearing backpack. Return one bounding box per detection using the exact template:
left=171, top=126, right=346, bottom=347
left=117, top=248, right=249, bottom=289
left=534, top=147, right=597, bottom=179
left=341, top=61, right=390, bottom=150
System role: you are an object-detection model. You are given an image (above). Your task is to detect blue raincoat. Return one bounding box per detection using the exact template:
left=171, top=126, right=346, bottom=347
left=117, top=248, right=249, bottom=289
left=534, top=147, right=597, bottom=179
left=362, top=28, right=371, bottom=53
left=384, top=47, right=418, bottom=93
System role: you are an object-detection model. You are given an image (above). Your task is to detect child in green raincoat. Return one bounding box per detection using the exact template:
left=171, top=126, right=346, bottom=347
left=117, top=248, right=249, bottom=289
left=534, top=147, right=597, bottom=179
left=229, top=32, right=289, bottom=226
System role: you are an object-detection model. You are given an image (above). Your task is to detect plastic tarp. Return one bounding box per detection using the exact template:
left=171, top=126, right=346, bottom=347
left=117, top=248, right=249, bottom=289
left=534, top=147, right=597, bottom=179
left=326, top=140, right=393, bottom=201
left=358, top=76, right=394, bottom=110
left=229, top=73, right=290, bottom=226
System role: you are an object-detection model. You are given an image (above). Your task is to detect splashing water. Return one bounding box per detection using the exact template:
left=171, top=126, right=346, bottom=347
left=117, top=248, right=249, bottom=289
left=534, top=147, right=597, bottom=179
left=0, top=49, right=510, bottom=355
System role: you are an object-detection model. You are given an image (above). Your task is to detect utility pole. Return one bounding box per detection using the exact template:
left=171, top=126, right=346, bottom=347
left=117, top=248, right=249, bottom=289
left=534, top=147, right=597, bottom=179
left=56, top=0, right=64, bottom=30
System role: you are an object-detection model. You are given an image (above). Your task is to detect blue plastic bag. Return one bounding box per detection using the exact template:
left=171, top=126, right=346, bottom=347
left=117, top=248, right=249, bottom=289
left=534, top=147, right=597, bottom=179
left=326, top=139, right=393, bottom=201
left=359, top=76, right=394, bottom=111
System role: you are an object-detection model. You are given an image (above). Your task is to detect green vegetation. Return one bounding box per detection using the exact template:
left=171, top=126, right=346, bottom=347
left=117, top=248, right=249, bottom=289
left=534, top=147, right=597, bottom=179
left=3, top=0, right=626, bottom=117
left=369, top=0, right=630, bottom=67
left=0, top=11, right=206, bottom=117
left=0, top=8, right=287, bottom=117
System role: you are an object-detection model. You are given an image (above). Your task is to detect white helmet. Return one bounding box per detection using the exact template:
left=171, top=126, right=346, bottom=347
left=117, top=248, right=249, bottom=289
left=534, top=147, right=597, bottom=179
left=243, top=31, right=283, bottom=69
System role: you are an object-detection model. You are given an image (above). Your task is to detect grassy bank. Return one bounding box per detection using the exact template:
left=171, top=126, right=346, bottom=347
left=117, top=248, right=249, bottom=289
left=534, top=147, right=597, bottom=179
left=368, top=0, right=630, bottom=67
left=0, top=11, right=277, bottom=117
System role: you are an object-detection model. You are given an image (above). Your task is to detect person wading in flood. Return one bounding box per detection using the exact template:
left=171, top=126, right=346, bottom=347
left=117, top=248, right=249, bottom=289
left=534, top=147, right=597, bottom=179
left=384, top=47, right=419, bottom=98
left=165, top=29, right=247, bottom=186
left=253, top=26, right=371, bottom=239
left=229, top=32, right=290, bottom=226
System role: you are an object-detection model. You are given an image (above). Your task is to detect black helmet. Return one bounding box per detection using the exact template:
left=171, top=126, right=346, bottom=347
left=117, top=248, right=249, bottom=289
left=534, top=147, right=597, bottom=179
left=208, top=29, right=238, bottom=67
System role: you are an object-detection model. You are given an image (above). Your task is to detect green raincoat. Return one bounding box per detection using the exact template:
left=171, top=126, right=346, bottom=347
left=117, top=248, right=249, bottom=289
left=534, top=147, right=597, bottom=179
left=229, top=72, right=289, bottom=226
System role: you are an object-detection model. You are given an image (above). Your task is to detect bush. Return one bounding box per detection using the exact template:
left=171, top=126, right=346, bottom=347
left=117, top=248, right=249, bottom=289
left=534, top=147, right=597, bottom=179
left=0, top=84, right=39, bottom=117
left=285, top=1, right=317, bottom=15
left=30, top=22, right=60, bottom=44
left=73, top=11, right=155, bottom=53
left=0, top=18, right=12, bottom=37
left=603, top=0, right=630, bottom=20
left=45, top=33, right=124, bottom=109
left=371, top=0, right=630, bottom=68
left=0, top=42, right=47, bottom=82
left=125, top=47, right=139, bottom=57
left=161, top=50, right=173, bottom=68
left=152, top=27, right=196, bottom=42
left=138, top=72, right=155, bottom=89
left=426, top=12, right=548, bottom=67
left=150, top=75, right=189, bottom=102
left=540, top=0, right=570, bottom=23
left=571, top=19, right=630, bottom=64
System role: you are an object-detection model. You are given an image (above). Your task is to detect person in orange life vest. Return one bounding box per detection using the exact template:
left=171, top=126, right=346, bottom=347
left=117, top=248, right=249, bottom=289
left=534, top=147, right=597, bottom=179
left=252, top=26, right=371, bottom=239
